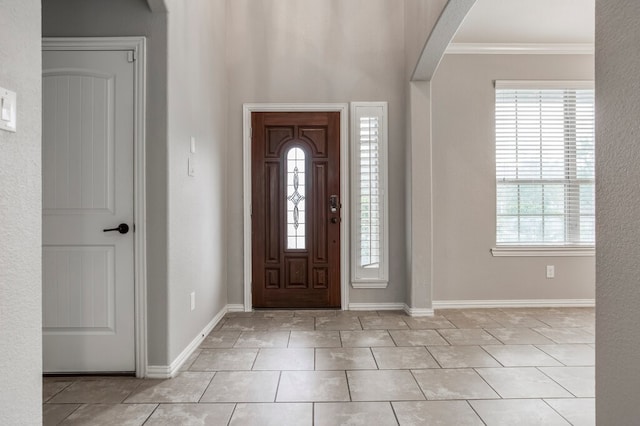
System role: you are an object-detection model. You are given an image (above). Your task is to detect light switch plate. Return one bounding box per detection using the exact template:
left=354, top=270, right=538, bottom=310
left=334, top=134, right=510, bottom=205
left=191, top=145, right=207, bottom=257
left=190, top=136, right=196, bottom=154
left=0, top=87, right=17, bottom=133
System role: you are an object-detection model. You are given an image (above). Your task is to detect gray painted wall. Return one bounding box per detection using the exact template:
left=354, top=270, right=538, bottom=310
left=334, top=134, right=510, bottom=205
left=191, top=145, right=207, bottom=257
left=42, top=0, right=171, bottom=364
left=42, top=0, right=230, bottom=367
left=0, top=0, right=42, bottom=423
left=405, top=81, right=434, bottom=310
left=403, top=1, right=448, bottom=311
left=225, top=0, right=408, bottom=306
left=596, top=0, right=640, bottom=422
left=431, top=53, right=595, bottom=302
left=166, top=0, right=228, bottom=362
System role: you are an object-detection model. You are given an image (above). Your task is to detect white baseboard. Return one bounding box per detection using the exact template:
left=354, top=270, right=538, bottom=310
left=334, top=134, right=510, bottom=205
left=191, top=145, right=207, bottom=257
left=403, top=305, right=435, bottom=317
left=348, top=302, right=435, bottom=317
left=446, top=43, right=594, bottom=55
left=348, top=302, right=405, bottom=311
left=351, top=282, right=388, bottom=289
left=226, top=304, right=245, bottom=312
left=145, top=364, right=172, bottom=379
left=433, top=299, right=595, bottom=309
left=146, top=303, right=231, bottom=379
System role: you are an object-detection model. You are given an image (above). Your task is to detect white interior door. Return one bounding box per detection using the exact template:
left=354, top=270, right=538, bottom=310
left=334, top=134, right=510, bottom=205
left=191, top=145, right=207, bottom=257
left=42, top=49, right=135, bottom=373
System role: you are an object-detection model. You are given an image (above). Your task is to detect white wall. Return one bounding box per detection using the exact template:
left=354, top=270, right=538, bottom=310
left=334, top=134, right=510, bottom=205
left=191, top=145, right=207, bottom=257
left=42, top=0, right=171, bottom=365
left=225, top=0, right=408, bottom=306
left=595, top=0, right=640, bottom=422
left=166, top=0, right=228, bottom=362
left=0, top=0, right=42, bottom=423
left=431, top=53, right=595, bottom=302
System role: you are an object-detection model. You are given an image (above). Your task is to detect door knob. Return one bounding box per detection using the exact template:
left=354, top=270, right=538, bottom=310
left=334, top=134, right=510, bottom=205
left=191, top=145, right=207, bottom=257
left=103, top=223, right=130, bottom=234
left=330, top=217, right=339, bottom=224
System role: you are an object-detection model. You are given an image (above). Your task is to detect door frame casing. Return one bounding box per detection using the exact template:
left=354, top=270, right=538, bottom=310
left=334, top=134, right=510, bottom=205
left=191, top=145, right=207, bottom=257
left=42, top=37, right=148, bottom=377
left=243, top=104, right=350, bottom=311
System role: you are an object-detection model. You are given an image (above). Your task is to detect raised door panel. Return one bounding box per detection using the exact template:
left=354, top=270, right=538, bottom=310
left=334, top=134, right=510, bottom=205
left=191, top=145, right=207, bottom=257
left=265, top=162, right=281, bottom=263
left=312, top=162, right=329, bottom=263
left=43, top=73, right=114, bottom=214
left=43, top=246, right=114, bottom=332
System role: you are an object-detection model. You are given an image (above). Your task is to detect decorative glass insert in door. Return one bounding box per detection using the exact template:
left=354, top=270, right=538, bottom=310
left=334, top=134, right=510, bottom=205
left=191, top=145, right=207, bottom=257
left=286, top=147, right=306, bottom=249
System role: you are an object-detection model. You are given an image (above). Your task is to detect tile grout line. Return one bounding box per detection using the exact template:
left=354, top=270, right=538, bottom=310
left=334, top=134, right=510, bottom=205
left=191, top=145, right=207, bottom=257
left=424, top=345, right=444, bottom=369
left=478, top=339, right=507, bottom=368
left=535, top=366, right=582, bottom=398
left=140, top=403, right=160, bottom=426
left=344, top=370, right=353, bottom=402
left=273, top=370, right=283, bottom=403
left=465, top=399, right=489, bottom=426
left=197, top=371, right=217, bottom=403
left=534, top=344, right=571, bottom=367
left=226, top=403, right=238, bottom=426
left=472, top=367, right=504, bottom=399
left=540, top=397, right=575, bottom=425
left=370, top=347, right=380, bottom=370
left=408, top=369, right=428, bottom=401
left=388, top=401, right=401, bottom=426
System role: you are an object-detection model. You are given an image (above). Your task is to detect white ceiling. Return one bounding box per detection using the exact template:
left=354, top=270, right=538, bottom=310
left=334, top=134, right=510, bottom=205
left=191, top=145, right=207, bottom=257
left=452, top=0, right=594, bottom=44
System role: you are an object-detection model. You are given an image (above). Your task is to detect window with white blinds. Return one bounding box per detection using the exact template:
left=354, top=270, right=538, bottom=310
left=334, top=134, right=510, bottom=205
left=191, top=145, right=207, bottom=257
left=351, top=102, right=389, bottom=287
left=495, top=81, right=595, bottom=247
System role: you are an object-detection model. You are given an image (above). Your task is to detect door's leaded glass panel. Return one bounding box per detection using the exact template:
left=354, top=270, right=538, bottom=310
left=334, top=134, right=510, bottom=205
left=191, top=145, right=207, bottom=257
left=286, top=147, right=306, bottom=249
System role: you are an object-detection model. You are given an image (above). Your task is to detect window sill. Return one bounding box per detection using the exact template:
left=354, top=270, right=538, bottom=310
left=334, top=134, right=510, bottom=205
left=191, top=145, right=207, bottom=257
left=351, top=281, right=388, bottom=289
left=491, top=246, right=595, bottom=257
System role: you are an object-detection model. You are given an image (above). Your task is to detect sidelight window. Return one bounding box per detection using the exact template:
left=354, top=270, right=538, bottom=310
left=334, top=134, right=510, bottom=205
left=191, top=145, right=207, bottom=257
left=351, top=102, right=389, bottom=287
left=286, top=147, right=306, bottom=249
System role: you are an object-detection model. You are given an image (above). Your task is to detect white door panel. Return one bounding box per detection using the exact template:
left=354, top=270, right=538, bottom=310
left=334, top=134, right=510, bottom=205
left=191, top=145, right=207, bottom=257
left=43, top=246, right=114, bottom=330
left=42, top=72, right=114, bottom=215
left=43, top=50, right=135, bottom=373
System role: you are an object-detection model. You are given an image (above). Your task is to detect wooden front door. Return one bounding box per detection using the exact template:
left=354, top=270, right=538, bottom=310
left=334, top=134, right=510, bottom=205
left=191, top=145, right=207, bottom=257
left=252, top=112, right=341, bottom=308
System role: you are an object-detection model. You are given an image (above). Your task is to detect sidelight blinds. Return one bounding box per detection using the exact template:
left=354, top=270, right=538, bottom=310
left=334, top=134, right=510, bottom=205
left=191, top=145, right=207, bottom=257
left=351, top=102, right=389, bottom=287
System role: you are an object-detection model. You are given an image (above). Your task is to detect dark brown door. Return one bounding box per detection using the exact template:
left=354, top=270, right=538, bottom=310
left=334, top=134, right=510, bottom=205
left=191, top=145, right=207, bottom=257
left=252, top=112, right=341, bottom=308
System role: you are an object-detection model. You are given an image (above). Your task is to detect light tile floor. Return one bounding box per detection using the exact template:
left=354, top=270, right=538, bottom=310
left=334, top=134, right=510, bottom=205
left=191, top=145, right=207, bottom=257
left=43, top=307, right=595, bottom=425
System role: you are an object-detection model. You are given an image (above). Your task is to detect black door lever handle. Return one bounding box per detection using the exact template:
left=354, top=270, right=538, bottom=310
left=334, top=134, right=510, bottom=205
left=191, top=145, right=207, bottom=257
left=103, top=223, right=130, bottom=234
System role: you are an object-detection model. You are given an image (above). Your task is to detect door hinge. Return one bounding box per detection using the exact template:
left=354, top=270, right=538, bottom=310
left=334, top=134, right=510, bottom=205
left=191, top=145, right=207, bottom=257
left=127, top=51, right=136, bottom=63
left=249, top=127, right=252, bottom=139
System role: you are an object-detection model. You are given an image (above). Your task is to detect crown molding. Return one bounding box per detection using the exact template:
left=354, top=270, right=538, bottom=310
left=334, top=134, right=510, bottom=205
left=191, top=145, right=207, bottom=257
left=446, top=43, right=594, bottom=55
